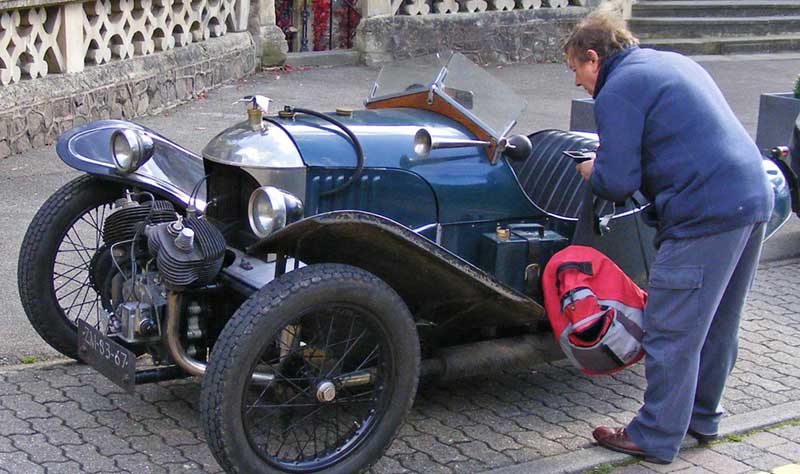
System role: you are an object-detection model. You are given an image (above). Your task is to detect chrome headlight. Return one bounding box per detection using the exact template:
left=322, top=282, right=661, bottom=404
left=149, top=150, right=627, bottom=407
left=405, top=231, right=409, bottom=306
left=111, top=129, right=154, bottom=173
left=248, top=186, right=303, bottom=238
left=413, top=128, right=432, bottom=158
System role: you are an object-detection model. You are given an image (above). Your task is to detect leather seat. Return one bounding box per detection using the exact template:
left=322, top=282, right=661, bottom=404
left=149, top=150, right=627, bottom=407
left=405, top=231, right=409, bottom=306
left=509, top=130, right=612, bottom=219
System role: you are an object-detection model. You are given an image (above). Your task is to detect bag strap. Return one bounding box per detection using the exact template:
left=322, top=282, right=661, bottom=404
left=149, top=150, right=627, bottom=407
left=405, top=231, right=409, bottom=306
left=629, top=193, right=651, bottom=281
left=556, top=261, right=593, bottom=277
left=572, top=183, right=598, bottom=246
left=555, top=262, right=593, bottom=293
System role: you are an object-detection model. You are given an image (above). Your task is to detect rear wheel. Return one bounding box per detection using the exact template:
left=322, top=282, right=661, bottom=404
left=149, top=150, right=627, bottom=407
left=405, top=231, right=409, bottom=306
left=201, top=264, right=420, bottom=474
left=18, top=175, right=125, bottom=359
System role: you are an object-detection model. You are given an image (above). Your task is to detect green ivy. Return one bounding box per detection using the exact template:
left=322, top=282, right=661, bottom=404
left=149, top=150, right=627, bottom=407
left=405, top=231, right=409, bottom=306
left=795, top=74, right=800, bottom=99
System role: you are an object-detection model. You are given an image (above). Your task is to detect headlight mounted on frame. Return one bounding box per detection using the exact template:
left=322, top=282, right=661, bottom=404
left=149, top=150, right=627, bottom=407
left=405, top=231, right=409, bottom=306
left=110, top=129, right=155, bottom=174
left=248, top=186, right=303, bottom=238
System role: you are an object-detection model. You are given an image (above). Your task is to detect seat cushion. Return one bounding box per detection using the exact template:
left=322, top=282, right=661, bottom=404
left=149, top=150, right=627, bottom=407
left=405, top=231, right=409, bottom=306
left=510, top=130, right=612, bottom=219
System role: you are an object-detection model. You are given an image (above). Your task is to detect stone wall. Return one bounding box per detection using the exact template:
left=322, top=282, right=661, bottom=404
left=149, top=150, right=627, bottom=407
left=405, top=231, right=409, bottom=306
left=0, top=33, right=255, bottom=159
left=356, top=7, right=591, bottom=66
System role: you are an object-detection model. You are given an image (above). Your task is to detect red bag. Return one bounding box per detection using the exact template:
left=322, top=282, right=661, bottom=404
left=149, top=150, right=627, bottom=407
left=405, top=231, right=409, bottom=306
left=542, top=245, right=647, bottom=375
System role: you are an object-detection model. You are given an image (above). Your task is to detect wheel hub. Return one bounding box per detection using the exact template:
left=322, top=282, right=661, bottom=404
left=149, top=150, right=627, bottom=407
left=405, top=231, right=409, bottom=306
left=316, top=381, right=336, bottom=403
left=88, top=244, right=111, bottom=292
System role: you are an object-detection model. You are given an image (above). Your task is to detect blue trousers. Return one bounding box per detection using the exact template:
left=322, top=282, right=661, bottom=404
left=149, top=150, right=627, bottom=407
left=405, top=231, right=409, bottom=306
left=626, top=222, right=766, bottom=462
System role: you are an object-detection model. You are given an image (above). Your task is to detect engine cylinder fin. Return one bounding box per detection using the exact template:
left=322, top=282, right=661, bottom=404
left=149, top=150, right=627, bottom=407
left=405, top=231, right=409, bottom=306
left=104, top=201, right=176, bottom=244
left=185, top=217, right=226, bottom=263
left=146, top=217, right=226, bottom=289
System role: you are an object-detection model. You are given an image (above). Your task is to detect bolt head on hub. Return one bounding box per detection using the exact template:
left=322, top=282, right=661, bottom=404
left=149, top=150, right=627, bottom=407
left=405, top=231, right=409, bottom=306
left=316, top=381, right=336, bottom=402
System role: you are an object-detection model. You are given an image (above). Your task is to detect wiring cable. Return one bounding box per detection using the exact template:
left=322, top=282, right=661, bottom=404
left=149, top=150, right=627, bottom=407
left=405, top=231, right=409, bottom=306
left=289, top=107, right=365, bottom=196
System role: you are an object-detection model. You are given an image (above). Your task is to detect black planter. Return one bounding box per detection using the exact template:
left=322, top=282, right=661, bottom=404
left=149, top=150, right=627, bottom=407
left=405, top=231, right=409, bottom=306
left=756, top=92, right=800, bottom=151
left=569, top=98, right=596, bottom=133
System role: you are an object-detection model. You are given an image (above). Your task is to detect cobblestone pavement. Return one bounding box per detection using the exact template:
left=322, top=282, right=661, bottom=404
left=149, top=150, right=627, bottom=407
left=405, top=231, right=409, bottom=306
left=1, top=258, right=799, bottom=474
left=608, top=422, right=800, bottom=474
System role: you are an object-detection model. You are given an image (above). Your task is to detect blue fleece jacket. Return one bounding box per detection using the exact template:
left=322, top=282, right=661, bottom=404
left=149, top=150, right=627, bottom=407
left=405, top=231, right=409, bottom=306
left=589, top=47, right=773, bottom=246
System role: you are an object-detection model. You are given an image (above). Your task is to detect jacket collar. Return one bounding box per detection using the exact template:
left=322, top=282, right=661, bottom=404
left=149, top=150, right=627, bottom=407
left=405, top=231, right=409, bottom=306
left=593, top=45, right=638, bottom=99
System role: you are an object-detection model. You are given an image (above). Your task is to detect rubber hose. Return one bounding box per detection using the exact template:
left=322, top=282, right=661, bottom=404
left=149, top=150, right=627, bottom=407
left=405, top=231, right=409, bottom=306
left=292, top=107, right=365, bottom=197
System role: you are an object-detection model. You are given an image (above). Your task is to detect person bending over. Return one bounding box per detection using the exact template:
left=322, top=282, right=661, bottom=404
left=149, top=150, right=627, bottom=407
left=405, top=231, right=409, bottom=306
left=564, top=11, right=773, bottom=465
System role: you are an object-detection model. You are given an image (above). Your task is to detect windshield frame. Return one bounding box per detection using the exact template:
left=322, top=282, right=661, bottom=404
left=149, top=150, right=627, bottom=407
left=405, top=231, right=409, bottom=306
left=365, top=52, right=525, bottom=142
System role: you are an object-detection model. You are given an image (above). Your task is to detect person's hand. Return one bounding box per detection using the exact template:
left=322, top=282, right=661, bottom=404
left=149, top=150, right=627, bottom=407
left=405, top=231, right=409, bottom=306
left=576, top=158, right=595, bottom=181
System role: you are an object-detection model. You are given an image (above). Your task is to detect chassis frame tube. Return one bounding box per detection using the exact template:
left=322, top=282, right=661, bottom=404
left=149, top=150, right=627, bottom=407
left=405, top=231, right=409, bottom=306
left=165, top=292, right=208, bottom=376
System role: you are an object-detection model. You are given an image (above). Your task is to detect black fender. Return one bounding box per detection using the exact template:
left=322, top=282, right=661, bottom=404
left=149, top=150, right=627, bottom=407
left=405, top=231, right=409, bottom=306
left=768, top=154, right=800, bottom=213
left=254, top=211, right=545, bottom=329
left=56, top=120, right=205, bottom=210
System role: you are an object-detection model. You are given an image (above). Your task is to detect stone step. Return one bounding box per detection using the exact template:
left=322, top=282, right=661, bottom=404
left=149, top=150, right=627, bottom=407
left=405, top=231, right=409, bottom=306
left=629, top=16, right=800, bottom=39
left=285, top=50, right=361, bottom=68
left=640, top=34, right=800, bottom=55
left=632, top=1, right=800, bottom=18
left=635, top=0, right=772, bottom=2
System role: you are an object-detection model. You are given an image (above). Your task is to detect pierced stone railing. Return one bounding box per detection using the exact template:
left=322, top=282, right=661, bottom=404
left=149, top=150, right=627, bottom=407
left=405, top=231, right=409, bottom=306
left=390, top=0, right=583, bottom=15
left=0, top=0, right=250, bottom=86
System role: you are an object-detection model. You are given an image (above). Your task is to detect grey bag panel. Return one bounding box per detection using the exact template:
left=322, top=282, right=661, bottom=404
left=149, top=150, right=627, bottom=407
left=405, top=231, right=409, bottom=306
left=559, top=306, right=644, bottom=374
left=598, top=316, right=643, bottom=365
left=561, top=287, right=596, bottom=312
left=598, top=299, right=644, bottom=340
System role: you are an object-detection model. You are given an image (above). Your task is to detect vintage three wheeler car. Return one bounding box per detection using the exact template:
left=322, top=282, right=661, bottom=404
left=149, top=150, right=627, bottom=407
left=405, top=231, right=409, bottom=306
left=18, top=51, right=792, bottom=474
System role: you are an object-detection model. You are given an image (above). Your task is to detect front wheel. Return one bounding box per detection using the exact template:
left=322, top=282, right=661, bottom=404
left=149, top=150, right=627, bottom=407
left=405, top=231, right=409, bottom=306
left=201, top=264, right=420, bottom=474
left=18, top=175, right=125, bottom=359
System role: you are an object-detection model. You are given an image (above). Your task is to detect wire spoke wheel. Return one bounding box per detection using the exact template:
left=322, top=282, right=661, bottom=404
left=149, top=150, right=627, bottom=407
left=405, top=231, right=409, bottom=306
left=244, top=305, right=388, bottom=470
left=52, top=202, right=114, bottom=329
left=18, top=176, right=128, bottom=359
left=202, top=264, right=420, bottom=474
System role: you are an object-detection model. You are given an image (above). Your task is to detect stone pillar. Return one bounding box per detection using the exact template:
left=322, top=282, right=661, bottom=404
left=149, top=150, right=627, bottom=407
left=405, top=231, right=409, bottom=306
left=593, top=0, right=634, bottom=19
left=60, top=3, right=85, bottom=73
left=355, top=0, right=393, bottom=65
left=248, top=0, right=289, bottom=67
left=292, top=0, right=307, bottom=52
left=362, top=0, right=392, bottom=17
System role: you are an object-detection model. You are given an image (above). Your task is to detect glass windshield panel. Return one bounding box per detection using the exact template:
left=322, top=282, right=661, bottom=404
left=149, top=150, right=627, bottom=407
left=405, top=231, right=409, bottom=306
left=440, top=52, right=526, bottom=137
left=369, top=51, right=526, bottom=139
left=370, top=51, right=450, bottom=100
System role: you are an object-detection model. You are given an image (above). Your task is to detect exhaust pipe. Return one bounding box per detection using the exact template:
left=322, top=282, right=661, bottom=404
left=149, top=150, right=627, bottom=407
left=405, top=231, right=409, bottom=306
left=166, top=291, right=559, bottom=385
left=420, top=334, right=562, bottom=382
left=165, top=291, right=274, bottom=383
left=165, top=292, right=207, bottom=376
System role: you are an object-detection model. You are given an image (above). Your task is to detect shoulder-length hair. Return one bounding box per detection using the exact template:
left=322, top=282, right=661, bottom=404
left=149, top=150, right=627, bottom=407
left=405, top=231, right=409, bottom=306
left=563, top=11, right=639, bottom=63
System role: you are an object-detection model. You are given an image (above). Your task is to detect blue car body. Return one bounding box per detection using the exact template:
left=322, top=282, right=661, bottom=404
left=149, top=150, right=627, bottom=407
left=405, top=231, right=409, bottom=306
left=54, top=57, right=792, bottom=334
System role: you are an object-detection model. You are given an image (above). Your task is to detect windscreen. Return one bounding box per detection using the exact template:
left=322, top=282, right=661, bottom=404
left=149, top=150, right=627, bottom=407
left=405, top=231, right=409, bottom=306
left=440, top=52, right=527, bottom=137
left=370, top=51, right=450, bottom=99
left=369, top=51, right=527, bottom=139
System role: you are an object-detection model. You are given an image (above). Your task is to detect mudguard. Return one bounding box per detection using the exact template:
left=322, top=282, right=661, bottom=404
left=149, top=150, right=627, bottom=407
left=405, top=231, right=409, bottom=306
left=56, top=120, right=206, bottom=209
left=255, top=211, right=545, bottom=329
left=764, top=157, right=792, bottom=239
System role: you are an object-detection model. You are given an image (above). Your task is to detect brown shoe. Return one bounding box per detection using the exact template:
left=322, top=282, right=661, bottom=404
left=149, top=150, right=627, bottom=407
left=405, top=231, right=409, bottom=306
left=592, top=426, right=670, bottom=465
left=687, top=428, right=718, bottom=443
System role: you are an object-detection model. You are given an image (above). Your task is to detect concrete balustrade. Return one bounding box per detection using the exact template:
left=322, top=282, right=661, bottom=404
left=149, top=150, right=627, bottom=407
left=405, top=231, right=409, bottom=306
left=0, top=0, right=250, bottom=86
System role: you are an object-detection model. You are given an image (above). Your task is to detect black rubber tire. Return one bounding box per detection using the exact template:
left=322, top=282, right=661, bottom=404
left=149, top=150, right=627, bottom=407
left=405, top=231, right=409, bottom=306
left=18, top=175, right=123, bottom=359
left=201, top=263, right=420, bottom=474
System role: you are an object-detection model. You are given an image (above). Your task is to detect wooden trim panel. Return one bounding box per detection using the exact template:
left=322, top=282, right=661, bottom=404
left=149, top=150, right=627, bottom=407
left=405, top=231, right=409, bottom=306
left=366, top=91, right=498, bottom=161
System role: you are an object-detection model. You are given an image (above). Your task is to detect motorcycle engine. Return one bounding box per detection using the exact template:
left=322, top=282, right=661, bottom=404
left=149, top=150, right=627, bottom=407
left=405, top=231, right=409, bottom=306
left=145, top=216, right=227, bottom=290
left=98, top=198, right=226, bottom=347
left=103, top=199, right=178, bottom=244
left=99, top=198, right=178, bottom=344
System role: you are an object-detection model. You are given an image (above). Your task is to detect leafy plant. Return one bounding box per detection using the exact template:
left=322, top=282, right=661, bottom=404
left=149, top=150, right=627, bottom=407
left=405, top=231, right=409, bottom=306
left=795, top=74, right=800, bottom=99
left=585, top=464, right=613, bottom=474
left=19, top=356, right=38, bottom=364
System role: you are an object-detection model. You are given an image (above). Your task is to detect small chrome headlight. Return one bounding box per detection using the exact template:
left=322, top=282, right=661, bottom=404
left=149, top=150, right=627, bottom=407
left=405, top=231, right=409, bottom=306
left=111, top=129, right=154, bottom=173
left=248, top=186, right=290, bottom=238
left=413, top=128, right=432, bottom=158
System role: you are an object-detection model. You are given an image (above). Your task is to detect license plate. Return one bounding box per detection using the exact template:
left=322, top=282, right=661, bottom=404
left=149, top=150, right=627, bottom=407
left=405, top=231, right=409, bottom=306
left=78, top=319, right=136, bottom=393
